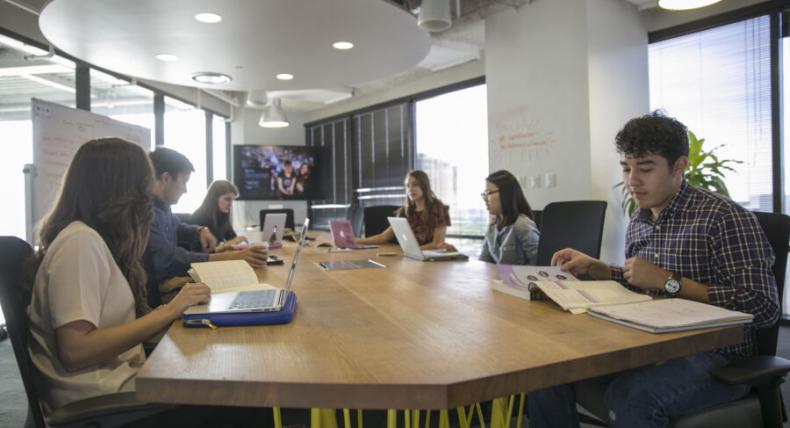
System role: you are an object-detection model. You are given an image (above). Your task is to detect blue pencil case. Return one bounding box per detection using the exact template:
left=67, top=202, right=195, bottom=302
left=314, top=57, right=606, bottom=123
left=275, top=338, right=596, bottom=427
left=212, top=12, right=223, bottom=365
left=182, top=292, right=297, bottom=328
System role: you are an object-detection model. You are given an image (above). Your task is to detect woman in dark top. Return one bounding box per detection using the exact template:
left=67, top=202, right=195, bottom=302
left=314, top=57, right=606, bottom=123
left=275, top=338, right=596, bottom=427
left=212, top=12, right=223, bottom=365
left=191, top=180, right=246, bottom=252
left=354, top=170, right=455, bottom=251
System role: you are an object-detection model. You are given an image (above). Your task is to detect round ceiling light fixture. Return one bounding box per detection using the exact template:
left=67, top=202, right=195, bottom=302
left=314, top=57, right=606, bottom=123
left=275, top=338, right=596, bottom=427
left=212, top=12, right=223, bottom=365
left=191, top=72, right=231, bottom=84
left=155, top=53, right=178, bottom=62
left=276, top=73, right=294, bottom=80
left=332, top=41, right=354, bottom=50
left=194, top=12, right=222, bottom=23
left=657, top=0, right=722, bottom=10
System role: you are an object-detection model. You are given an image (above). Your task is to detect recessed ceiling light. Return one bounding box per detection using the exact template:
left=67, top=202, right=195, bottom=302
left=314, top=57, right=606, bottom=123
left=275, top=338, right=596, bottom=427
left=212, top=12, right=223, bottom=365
left=155, top=53, right=179, bottom=62
left=332, top=41, right=354, bottom=50
left=657, top=0, right=722, bottom=10
left=194, top=13, right=222, bottom=23
left=276, top=73, right=294, bottom=81
left=191, top=72, right=231, bottom=84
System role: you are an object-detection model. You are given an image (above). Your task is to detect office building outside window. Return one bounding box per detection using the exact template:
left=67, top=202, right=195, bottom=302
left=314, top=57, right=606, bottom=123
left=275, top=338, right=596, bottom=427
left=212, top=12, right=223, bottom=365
left=164, top=97, right=207, bottom=214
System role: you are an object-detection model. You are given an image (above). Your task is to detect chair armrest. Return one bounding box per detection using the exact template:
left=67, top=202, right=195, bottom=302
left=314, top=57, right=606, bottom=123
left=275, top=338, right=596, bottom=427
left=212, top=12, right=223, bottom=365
left=713, top=355, right=790, bottom=387
left=47, top=391, right=174, bottom=427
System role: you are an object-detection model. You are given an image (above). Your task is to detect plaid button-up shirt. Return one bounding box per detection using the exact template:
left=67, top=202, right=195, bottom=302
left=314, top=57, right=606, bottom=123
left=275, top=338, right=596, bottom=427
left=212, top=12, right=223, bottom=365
left=611, top=181, right=779, bottom=360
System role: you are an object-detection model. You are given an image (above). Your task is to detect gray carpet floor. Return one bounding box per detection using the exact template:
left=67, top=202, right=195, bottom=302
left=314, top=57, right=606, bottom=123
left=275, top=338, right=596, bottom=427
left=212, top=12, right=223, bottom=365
left=3, top=327, right=790, bottom=427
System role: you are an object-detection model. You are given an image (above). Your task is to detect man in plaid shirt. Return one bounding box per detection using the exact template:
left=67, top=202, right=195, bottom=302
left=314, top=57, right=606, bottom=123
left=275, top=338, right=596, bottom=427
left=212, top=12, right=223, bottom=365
left=528, top=112, right=779, bottom=428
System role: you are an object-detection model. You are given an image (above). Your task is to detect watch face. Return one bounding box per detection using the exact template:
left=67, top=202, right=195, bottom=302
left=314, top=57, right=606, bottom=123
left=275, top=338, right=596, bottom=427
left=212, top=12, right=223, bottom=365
left=665, top=278, right=681, bottom=294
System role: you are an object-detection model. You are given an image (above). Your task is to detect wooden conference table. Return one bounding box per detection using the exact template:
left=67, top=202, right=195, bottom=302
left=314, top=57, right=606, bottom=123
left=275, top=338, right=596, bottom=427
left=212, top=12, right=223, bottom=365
left=136, top=238, right=742, bottom=411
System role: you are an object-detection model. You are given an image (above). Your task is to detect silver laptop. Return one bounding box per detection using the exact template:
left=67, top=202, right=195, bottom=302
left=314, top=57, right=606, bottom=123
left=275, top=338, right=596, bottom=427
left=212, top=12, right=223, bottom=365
left=387, top=217, right=468, bottom=262
left=184, top=219, right=310, bottom=315
left=261, top=213, right=287, bottom=246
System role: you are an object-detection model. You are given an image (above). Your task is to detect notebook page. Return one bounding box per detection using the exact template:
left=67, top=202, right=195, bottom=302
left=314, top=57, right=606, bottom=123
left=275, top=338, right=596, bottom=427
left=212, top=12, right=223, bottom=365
left=532, top=280, right=651, bottom=312
left=189, top=260, right=260, bottom=292
left=531, top=281, right=593, bottom=311
left=590, top=298, right=753, bottom=329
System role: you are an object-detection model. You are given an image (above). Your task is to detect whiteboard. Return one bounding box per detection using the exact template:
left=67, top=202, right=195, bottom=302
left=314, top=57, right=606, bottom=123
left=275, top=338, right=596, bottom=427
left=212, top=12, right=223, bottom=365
left=30, top=98, right=151, bottom=240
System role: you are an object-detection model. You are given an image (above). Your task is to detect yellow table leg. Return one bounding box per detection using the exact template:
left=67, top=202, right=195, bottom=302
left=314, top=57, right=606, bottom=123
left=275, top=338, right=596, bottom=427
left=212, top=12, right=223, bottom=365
left=311, top=408, right=322, bottom=428
left=516, top=393, right=526, bottom=428
left=424, top=410, right=431, bottom=428
left=343, top=409, right=351, bottom=428
left=412, top=409, right=420, bottom=428
left=321, top=409, right=338, bottom=428
left=273, top=407, right=283, bottom=428
left=475, top=402, right=487, bottom=428
left=405, top=410, right=411, bottom=428
left=357, top=409, right=364, bottom=428
left=387, top=409, right=397, bottom=428
left=439, top=410, right=449, bottom=428
left=456, top=406, right=470, bottom=428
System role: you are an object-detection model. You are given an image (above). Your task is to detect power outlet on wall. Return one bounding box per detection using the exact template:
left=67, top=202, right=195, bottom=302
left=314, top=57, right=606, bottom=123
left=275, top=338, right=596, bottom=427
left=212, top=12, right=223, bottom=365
left=544, top=172, right=556, bottom=188
left=530, top=175, right=542, bottom=189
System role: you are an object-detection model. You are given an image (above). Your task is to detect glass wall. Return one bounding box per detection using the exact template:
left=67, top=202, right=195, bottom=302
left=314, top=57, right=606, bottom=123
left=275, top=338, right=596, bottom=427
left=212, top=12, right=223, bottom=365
left=164, top=97, right=207, bottom=214
left=649, top=16, right=773, bottom=211
left=212, top=114, right=228, bottom=181
left=91, top=69, right=155, bottom=149
left=415, top=84, right=489, bottom=237
left=0, top=33, right=75, bottom=240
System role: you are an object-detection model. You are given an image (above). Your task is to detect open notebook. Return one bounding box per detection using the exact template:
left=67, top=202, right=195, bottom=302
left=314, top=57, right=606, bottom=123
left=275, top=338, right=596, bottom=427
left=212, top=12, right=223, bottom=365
left=529, top=279, right=652, bottom=314
left=588, top=298, right=753, bottom=333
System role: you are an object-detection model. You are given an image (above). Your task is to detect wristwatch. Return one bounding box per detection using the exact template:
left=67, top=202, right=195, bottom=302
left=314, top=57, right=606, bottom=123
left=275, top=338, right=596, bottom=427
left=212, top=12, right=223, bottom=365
left=663, top=272, right=682, bottom=296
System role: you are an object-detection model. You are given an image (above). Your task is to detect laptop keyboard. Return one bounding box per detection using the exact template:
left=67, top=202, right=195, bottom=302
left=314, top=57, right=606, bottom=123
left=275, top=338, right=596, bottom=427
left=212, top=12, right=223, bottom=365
left=229, top=290, right=277, bottom=310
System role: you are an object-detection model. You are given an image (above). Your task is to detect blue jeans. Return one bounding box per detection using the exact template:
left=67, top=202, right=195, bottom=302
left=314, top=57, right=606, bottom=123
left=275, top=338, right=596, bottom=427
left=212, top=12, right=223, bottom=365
left=527, top=352, right=750, bottom=428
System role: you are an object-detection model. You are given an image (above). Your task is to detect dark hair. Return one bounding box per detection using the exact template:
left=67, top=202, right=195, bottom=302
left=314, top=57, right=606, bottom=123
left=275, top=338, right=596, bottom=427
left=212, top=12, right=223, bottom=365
left=192, top=180, right=238, bottom=239
left=149, top=147, right=195, bottom=180
left=615, top=110, right=689, bottom=167
left=283, top=160, right=292, bottom=166
left=402, top=170, right=439, bottom=223
left=485, top=170, right=533, bottom=227
left=31, top=138, right=154, bottom=316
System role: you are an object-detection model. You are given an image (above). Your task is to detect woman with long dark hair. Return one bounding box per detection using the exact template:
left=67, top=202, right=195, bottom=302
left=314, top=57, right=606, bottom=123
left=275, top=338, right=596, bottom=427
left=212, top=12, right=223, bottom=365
left=354, top=170, right=455, bottom=250
left=191, top=180, right=246, bottom=252
left=26, top=138, right=210, bottom=414
left=479, top=170, right=540, bottom=264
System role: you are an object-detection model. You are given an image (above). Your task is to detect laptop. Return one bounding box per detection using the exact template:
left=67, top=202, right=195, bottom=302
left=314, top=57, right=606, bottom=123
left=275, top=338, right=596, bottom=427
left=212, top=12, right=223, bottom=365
left=329, top=219, right=379, bottom=249
left=184, top=219, right=310, bottom=315
left=261, top=213, right=287, bottom=248
left=387, top=217, right=468, bottom=262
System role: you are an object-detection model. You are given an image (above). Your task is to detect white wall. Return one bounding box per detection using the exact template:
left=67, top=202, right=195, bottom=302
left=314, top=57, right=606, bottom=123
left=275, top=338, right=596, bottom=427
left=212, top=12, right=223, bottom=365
left=229, top=107, right=310, bottom=232
left=586, top=0, right=649, bottom=264
left=485, top=0, right=649, bottom=264
left=485, top=0, right=592, bottom=208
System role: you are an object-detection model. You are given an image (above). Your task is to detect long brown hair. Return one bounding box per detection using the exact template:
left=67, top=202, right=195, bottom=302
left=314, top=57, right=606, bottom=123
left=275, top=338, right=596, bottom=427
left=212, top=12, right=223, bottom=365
left=192, top=180, right=238, bottom=238
left=402, top=170, right=439, bottom=223
left=30, top=138, right=154, bottom=316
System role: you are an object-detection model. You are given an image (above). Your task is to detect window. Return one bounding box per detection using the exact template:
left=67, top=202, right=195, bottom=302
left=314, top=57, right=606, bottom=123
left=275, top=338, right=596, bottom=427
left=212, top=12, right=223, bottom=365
left=415, top=84, right=489, bottom=236
left=0, top=34, right=75, bottom=240
left=91, top=69, right=154, bottom=149
left=212, top=114, right=228, bottom=181
left=164, top=97, right=207, bottom=213
left=649, top=16, right=772, bottom=211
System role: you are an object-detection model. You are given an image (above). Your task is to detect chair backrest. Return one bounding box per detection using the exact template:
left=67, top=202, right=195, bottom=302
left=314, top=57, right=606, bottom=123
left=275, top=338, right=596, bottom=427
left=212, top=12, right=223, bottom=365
left=363, top=205, right=400, bottom=237
left=531, top=210, right=543, bottom=231
left=173, top=213, right=192, bottom=224
left=260, top=209, right=295, bottom=231
left=752, top=211, right=790, bottom=356
left=0, top=236, right=45, bottom=428
left=536, top=201, right=607, bottom=265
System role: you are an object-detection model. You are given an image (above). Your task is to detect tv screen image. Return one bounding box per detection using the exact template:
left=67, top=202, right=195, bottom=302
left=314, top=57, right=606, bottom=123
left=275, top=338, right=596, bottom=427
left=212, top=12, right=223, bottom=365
left=234, top=145, right=324, bottom=200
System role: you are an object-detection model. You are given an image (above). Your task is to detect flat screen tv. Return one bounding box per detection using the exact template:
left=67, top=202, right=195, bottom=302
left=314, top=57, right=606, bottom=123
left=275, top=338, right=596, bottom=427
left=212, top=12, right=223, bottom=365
left=234, top=145, right=325, bottom=200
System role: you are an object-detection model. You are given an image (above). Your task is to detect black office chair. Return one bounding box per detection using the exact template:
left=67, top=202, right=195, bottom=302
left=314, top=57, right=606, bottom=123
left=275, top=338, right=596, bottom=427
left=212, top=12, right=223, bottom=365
left=575, top=211, right=790, bottom=428
left=260, top=209, right=296, bottom=231
left=173, top=213, right=192, bottom=224
left=531, top=210, right=543, bottom=231
left=535, top=201, right=607, bottom=265
left=363, top=205, right=400, bottom=237
left=0, top=236, right=172, bottom=428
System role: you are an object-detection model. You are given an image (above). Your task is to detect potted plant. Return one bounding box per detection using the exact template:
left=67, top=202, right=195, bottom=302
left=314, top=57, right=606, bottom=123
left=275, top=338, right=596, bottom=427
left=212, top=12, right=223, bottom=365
left=615, top=131, right=742, bottom=217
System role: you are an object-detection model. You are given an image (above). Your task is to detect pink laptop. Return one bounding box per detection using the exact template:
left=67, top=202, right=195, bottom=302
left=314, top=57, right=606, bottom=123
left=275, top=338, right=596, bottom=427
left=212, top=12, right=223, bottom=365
left=329, top=219, right=378, bottom=249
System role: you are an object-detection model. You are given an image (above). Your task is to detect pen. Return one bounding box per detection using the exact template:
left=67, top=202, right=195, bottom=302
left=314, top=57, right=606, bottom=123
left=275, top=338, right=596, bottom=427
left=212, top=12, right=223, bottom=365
left=367, top=259, right=386, bottom=268
left=184, top=319, right=217, bottom=329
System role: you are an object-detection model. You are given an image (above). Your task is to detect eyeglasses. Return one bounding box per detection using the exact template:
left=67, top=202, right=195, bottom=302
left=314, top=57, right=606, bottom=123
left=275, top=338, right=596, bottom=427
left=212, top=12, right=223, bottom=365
left=480, top=190, right=500, bottom=199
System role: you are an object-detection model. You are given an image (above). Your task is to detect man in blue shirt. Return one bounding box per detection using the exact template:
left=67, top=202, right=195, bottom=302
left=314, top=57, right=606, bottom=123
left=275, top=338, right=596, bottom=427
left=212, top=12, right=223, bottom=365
left=527, top=112, right=778, bottom=428
left=145, top=148, right=268, bottom=306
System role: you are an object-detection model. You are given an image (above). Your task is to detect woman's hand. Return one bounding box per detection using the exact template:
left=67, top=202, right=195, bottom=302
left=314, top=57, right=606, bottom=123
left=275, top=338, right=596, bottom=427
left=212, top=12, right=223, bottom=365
left=165, top=283, right=211, bottom=319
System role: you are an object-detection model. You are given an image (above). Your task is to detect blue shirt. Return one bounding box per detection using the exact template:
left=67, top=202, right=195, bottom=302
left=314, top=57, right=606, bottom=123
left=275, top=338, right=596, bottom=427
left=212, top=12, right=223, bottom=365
left=145, top=197, right=209, bottom=283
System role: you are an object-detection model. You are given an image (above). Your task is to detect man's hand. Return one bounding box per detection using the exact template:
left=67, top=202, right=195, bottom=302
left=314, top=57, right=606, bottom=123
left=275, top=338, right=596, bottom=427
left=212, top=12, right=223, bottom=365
left=199, top=228, right=218, bottom=251
left=623, top=257, right=669, bottom=291
left=551, top=248, right=611, bottom=279
left=237, top=245, right=269, bottom=269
